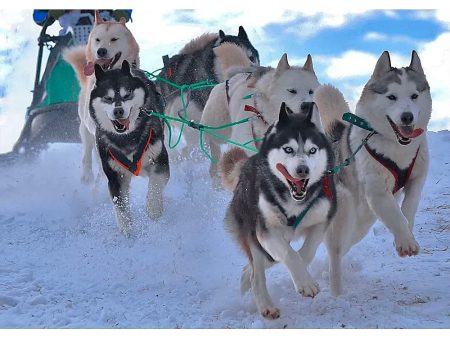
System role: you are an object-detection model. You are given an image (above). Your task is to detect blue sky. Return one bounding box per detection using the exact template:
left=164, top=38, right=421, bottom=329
left=0, top=3, right=449, bottom=152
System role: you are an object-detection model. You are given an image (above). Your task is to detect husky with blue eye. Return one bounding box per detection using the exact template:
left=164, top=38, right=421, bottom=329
left=89, top=60, right=169, bottom=236
left=220, top=102, right=336, bottom=319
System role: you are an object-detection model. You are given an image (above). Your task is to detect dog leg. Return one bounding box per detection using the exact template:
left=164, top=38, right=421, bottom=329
left=257, top=228, right=319, bottom=298
left=249, top=243, right=280, bottom=320
left=324, top=187, right=357, bottom=296
left=326, top=236, right=343, bottom=297
left=80, top=123, right=95, bottom=184
left=366, top=186, right=419, bottom=257
left=298, top=222, right=327, bottom=265
left=240, top=258, right=275, bottom=295
left=105, top=171, right=132, bottom=236
left=401, top=147, right=428, bottom=231
left=209, top=140, right=223, bottom=189
left=401, top=176, right=426, bottom=231
left=147, top=170, right=169, bottom=220
left=146, top=145, right=170, bottom=220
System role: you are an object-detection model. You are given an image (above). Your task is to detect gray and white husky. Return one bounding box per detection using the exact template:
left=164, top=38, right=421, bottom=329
left=90, top=60, right=169, bottom=236
left=314, top=50, right=431, bottom=295
left=157, top=26, right=260, bottom=158
left=201, top=43, right=320, bottom=183
left=220, top=102, right=336, bottom=319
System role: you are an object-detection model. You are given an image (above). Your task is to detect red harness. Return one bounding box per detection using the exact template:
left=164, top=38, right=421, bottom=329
left=108, top=128, right=154, bottom=176
left=364, top=144, right=419, bottom=193
left=244, top=104, right=269, bottom=126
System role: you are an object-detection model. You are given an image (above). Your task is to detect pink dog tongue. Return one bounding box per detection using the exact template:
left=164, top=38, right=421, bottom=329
left=405, top=128, right=424, bottom=138
left=118, top=118, right=130, bottom=130
left=276, top=163, right=304, bottom=191
left=84, top=62, right=95, bottom=76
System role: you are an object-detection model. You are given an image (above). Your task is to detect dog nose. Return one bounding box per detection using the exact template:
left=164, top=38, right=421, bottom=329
left=97, top=48, right=108, bottom=58
left=113, top=108, right=124, bottom=118
left=296, top=165, right=310, bottom=177
left=400, top=112, right=414, bottom=125
left=300, top=102, right=314, bottom=115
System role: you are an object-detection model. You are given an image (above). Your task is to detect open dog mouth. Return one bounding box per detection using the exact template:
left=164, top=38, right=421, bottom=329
left=111, top=116, right=130, bottom=133
left=386, top=116, right=424, bottom=146
left=99, top=52, right=122, bottom=70
left=276, top=163, right=309, bottom=201
left=84, top=52, right=123, bottom=76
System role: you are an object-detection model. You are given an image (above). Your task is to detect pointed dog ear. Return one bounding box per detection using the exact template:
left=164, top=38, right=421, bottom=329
left=94, top=64, right=104, bottom=81
left=94, top=10, right=103, bottom=25
left=303, top=54, right=315, bottom=73
left=121, top=60, right=131, bottom=75
left=278, top=102, right=293, bottom=127
left=301, top=102, right=324, bottom=133
left=372, top=51, right=391, bottom=78
left=219, top=30, right=226, bottom=41
left=119, top=17, right=127, bottom=25
left=238, top=26, right=249, bottom=41
left=409, top=50, right=424, bottom=74
left=275, top=53, right=290, bottom=77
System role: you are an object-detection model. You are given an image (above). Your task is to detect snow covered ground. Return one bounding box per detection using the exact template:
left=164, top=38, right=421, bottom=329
left=0, top=131, right=449, bottom=329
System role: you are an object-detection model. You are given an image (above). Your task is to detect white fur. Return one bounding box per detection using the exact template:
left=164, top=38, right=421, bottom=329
left=91, top=87, right=145, bottom=134
left=201, top=54, right=320, bottom=182
left=64, top=18, right=140, bottom=184
left=315, top=51, right=431, bottom=296
left=267, top=139, right=327, bottom=195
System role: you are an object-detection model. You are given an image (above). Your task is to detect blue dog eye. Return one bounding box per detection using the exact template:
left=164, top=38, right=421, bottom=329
left=309, top=147, right=317, bottom=155
left=283, top=147, right=294, bottom=154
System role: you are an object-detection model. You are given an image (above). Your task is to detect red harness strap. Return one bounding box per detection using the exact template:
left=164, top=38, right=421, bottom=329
left=108, top=128, right=154, bottom=176
left=364, top=144, right=420, bottom=193
left=244, top=104, right=269, bottom=126
left=322, top=175, right=333, bottom=200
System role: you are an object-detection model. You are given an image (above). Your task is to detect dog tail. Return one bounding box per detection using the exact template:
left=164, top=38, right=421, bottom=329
left=219, top=147, right=248, bottom=192
left=214, top=42, right=252, bottom=81
left=314, top=84, right=350, bottom=141
left=63, top=45, right=88, bottom=86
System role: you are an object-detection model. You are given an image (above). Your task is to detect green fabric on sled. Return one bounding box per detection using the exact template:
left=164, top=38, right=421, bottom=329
left=38, top=58, right=80, bottom=107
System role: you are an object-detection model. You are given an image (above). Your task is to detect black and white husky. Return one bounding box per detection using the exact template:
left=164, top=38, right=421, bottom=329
left=90, top=60, right=169, bottom=236
left=157, top=26, right=260, bottom=157
left=220, top=102, right=336, bottom=319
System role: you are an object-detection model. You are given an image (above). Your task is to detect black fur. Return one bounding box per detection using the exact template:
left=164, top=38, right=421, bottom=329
left=226, top=103, right=336, bottom=259
left=157, top=26, right=259, bottom=111
left=90, top=61, right=169, bottom=227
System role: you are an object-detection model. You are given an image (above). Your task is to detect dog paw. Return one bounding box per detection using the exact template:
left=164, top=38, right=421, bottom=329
left=395, top=235, right=420, bottom=257
left=261, top=307, right=280, bottom=320
left=297, top=280, right=320, bottom=298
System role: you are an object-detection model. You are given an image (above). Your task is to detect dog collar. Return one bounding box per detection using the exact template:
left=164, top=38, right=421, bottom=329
left=290, top=176, right=334, bottom=229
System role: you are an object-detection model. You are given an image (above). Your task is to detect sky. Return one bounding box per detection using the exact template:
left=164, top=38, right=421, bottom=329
left=0, top=1, right=449, bottom=152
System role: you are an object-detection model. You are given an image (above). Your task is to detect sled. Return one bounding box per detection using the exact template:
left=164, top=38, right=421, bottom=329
left=0, top=10, right=131, bottom=164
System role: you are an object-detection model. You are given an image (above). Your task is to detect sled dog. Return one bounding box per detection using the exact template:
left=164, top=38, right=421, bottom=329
left=220, top=102, right=336, bottom=319
left=157, top=27, right=260, bottom=158
left=63, top=10, right=140, bottom=183
left=314, top=50, right=431, bottom=295
left=90, top=61, right=169, bottom=236
left=201, top=44, right=320, bottom=182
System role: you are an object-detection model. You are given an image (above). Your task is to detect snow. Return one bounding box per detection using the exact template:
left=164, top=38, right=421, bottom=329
left=0, top=131, right=449, bottom=329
